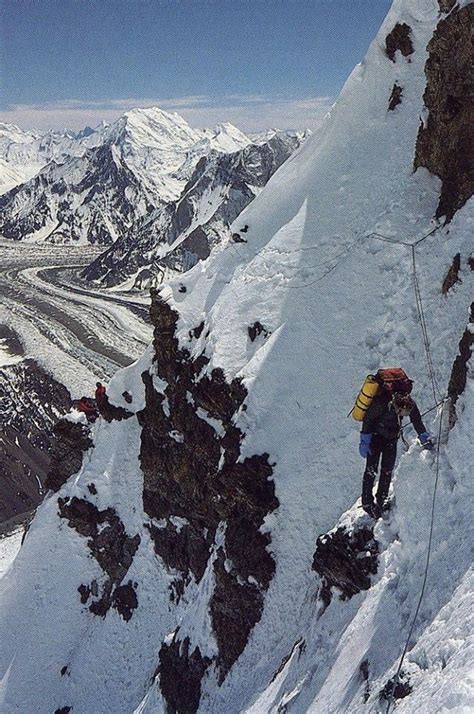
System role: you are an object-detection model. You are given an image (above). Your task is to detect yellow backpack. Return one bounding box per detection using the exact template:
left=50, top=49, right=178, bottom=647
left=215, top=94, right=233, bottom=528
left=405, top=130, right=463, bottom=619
left=350, top=374, right=379, bottom=421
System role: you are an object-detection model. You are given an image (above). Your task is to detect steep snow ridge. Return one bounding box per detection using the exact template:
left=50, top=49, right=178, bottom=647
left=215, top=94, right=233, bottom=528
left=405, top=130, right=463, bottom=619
left=0, top=1, right=472, bottom=712
left=0, top=357, right=176, bottom=713
left=0, top=530, right=23, bottom=580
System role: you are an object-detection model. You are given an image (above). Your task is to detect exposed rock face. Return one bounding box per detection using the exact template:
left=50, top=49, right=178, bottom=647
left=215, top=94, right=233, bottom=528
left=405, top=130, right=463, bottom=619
left=58, top=496, right=140, bottom=619
left=380, top=671, right=413, bottom=703
left=248, top=321, right=271, bottom=342
left=97, top=395, right=134, bottom=423
left=211, top=547, right=270, bottom=682
left=312, top=523, right=379, bottom=607
left=45, top=419, right=93, bottom=492
left=388, top=83, right=403, bottom=111
left=414, top=4, right=474, bottom=221
left=438, top=0, right=456, bottom=12
left=0, top=351, right=72, bottom=521
left=138, top=289, right=279, bottom=707
left=158, top=637, right=211, bottom=714
left=385, top=23, right=414, bottom=62
left=442, top=253, right=461, bottom=294
left=447, top=302, right=473, bottom=426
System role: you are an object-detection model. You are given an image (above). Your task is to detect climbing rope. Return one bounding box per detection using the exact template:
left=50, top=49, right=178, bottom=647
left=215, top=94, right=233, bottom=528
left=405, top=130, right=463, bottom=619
left=400, top=398, right=447, bottom=432
left=385, top=400, right=445, bottom=714
left=228, top=222, right=448, bottom=713
left=366, top=226, right=449, bottom=713
left=411, top=246, right=443, bottom=402
left=367, top=226, right=442, bottom=402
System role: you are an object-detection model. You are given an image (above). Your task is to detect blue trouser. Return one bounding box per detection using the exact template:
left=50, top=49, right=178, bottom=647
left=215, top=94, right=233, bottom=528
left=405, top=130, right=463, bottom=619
left=362, top=434, right=398, bottom=506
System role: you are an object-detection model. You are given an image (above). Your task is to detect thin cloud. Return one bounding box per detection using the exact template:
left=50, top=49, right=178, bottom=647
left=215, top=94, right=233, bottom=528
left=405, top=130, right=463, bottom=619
left=0, top=95, right=334, bottom=132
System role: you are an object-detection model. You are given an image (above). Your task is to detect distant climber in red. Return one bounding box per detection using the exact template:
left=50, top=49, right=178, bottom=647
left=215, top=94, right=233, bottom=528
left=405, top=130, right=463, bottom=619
left=95, top=382, right=106, bottom=404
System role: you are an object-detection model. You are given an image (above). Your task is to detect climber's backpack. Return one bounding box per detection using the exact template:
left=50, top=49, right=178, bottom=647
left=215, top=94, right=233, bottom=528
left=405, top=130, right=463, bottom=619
left=350, top=367, right=413, bottom=421
left=375, top=367, right=413, bottom=395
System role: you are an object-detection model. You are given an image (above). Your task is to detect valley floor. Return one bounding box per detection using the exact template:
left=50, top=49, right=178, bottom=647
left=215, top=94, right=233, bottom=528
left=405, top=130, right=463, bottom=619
left=0, top=240, right=152, bottom=396
left=0, top=240, right=153, bottom=522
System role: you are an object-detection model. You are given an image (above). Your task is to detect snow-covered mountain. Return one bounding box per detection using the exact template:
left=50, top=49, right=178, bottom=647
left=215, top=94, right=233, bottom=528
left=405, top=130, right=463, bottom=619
left=82, top=130, right=305, bottom=287
left=0, top=121, right=106, bottom=194
left=0, top=143, right=159, bottom=244
left=1, top=2, right=473, bottom=714
left=0, top=123, right=45, bottom=192
left=0, top=109, right=264, bottom=245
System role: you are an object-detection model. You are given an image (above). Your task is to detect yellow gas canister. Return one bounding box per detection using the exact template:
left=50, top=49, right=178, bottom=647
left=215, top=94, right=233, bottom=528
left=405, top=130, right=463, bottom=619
left=351, top=374, right=379, bottom=421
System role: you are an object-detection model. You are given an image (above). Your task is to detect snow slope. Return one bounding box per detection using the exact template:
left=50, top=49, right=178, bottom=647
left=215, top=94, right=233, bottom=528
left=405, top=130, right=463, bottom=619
left=0, top=530, right=23, bottom=580
left=0, top=1, right=472, bottom=712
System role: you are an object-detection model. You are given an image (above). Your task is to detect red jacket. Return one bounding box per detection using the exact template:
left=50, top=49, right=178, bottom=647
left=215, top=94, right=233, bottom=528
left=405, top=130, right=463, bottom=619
left=95, top=385, right=106, bottom=402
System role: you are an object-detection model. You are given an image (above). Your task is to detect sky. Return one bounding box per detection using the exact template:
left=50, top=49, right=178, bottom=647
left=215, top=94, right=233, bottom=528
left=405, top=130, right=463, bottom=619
left=0, top=0, right=392, bottom=132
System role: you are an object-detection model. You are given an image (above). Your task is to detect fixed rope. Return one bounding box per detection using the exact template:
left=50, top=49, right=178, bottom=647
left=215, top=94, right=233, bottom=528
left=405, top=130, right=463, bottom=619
left=411, top=245, right=443, bottom=402
left=385, top=400, right=445, bottom=714
left=367, top=226, right=442, bottom=403
left=365, top=226, right=448, bottom=714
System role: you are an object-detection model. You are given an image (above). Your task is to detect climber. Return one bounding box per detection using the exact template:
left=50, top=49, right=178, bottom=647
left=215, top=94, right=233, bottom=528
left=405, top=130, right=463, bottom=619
left=95, top=381, right=106, bottom=404
left=359, top=391, right=433, bottom=518
left=78, top=396, right=98, bottom=423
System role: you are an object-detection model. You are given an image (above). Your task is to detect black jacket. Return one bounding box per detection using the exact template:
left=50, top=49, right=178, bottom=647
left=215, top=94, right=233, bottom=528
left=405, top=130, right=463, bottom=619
left=362, top=393, right=426, bottom=441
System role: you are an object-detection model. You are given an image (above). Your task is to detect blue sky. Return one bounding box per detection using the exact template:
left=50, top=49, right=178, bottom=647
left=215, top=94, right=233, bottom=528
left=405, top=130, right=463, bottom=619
left=1, top=0, right=392, bottom=131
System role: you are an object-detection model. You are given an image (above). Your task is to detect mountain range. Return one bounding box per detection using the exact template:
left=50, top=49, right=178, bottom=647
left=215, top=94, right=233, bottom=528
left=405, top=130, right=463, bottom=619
left=0, top=109, right=308, bottom=286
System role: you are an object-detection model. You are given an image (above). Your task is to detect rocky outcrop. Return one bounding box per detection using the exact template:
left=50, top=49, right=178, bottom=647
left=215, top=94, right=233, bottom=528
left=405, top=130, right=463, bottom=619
left=138, top=289, right=278, bottom=707
left=158, top=637, right=211, bottom=714
left=414, top=4, right=474, bottom=221
left=97, top=395, right=134, bottom=422
left=442, top=253, right=461, bottom=294
left=0, top=351, right=72, bottom=520
left=248, top=321, right=271, bottom=342
left=385, top=23, right=414, bottom=62
left=380, top=670, right=413, bottom=704
left=45, top=420, right=93, bottom=492
left=438, top=0, right=456, bottom=12
left=58, top=496, right=140, bottom=619
left=447, top=302, right=473, bottom=426
left=312, top=522, right=379, bottom=607
left=388, top=83, right=403, bottom=111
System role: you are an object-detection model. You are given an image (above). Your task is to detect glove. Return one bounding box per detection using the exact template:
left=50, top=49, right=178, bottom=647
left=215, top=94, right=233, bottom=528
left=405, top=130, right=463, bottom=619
left=359, top=433, right=372, bottom=458
left=419, top=432, right=434, bottom=450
